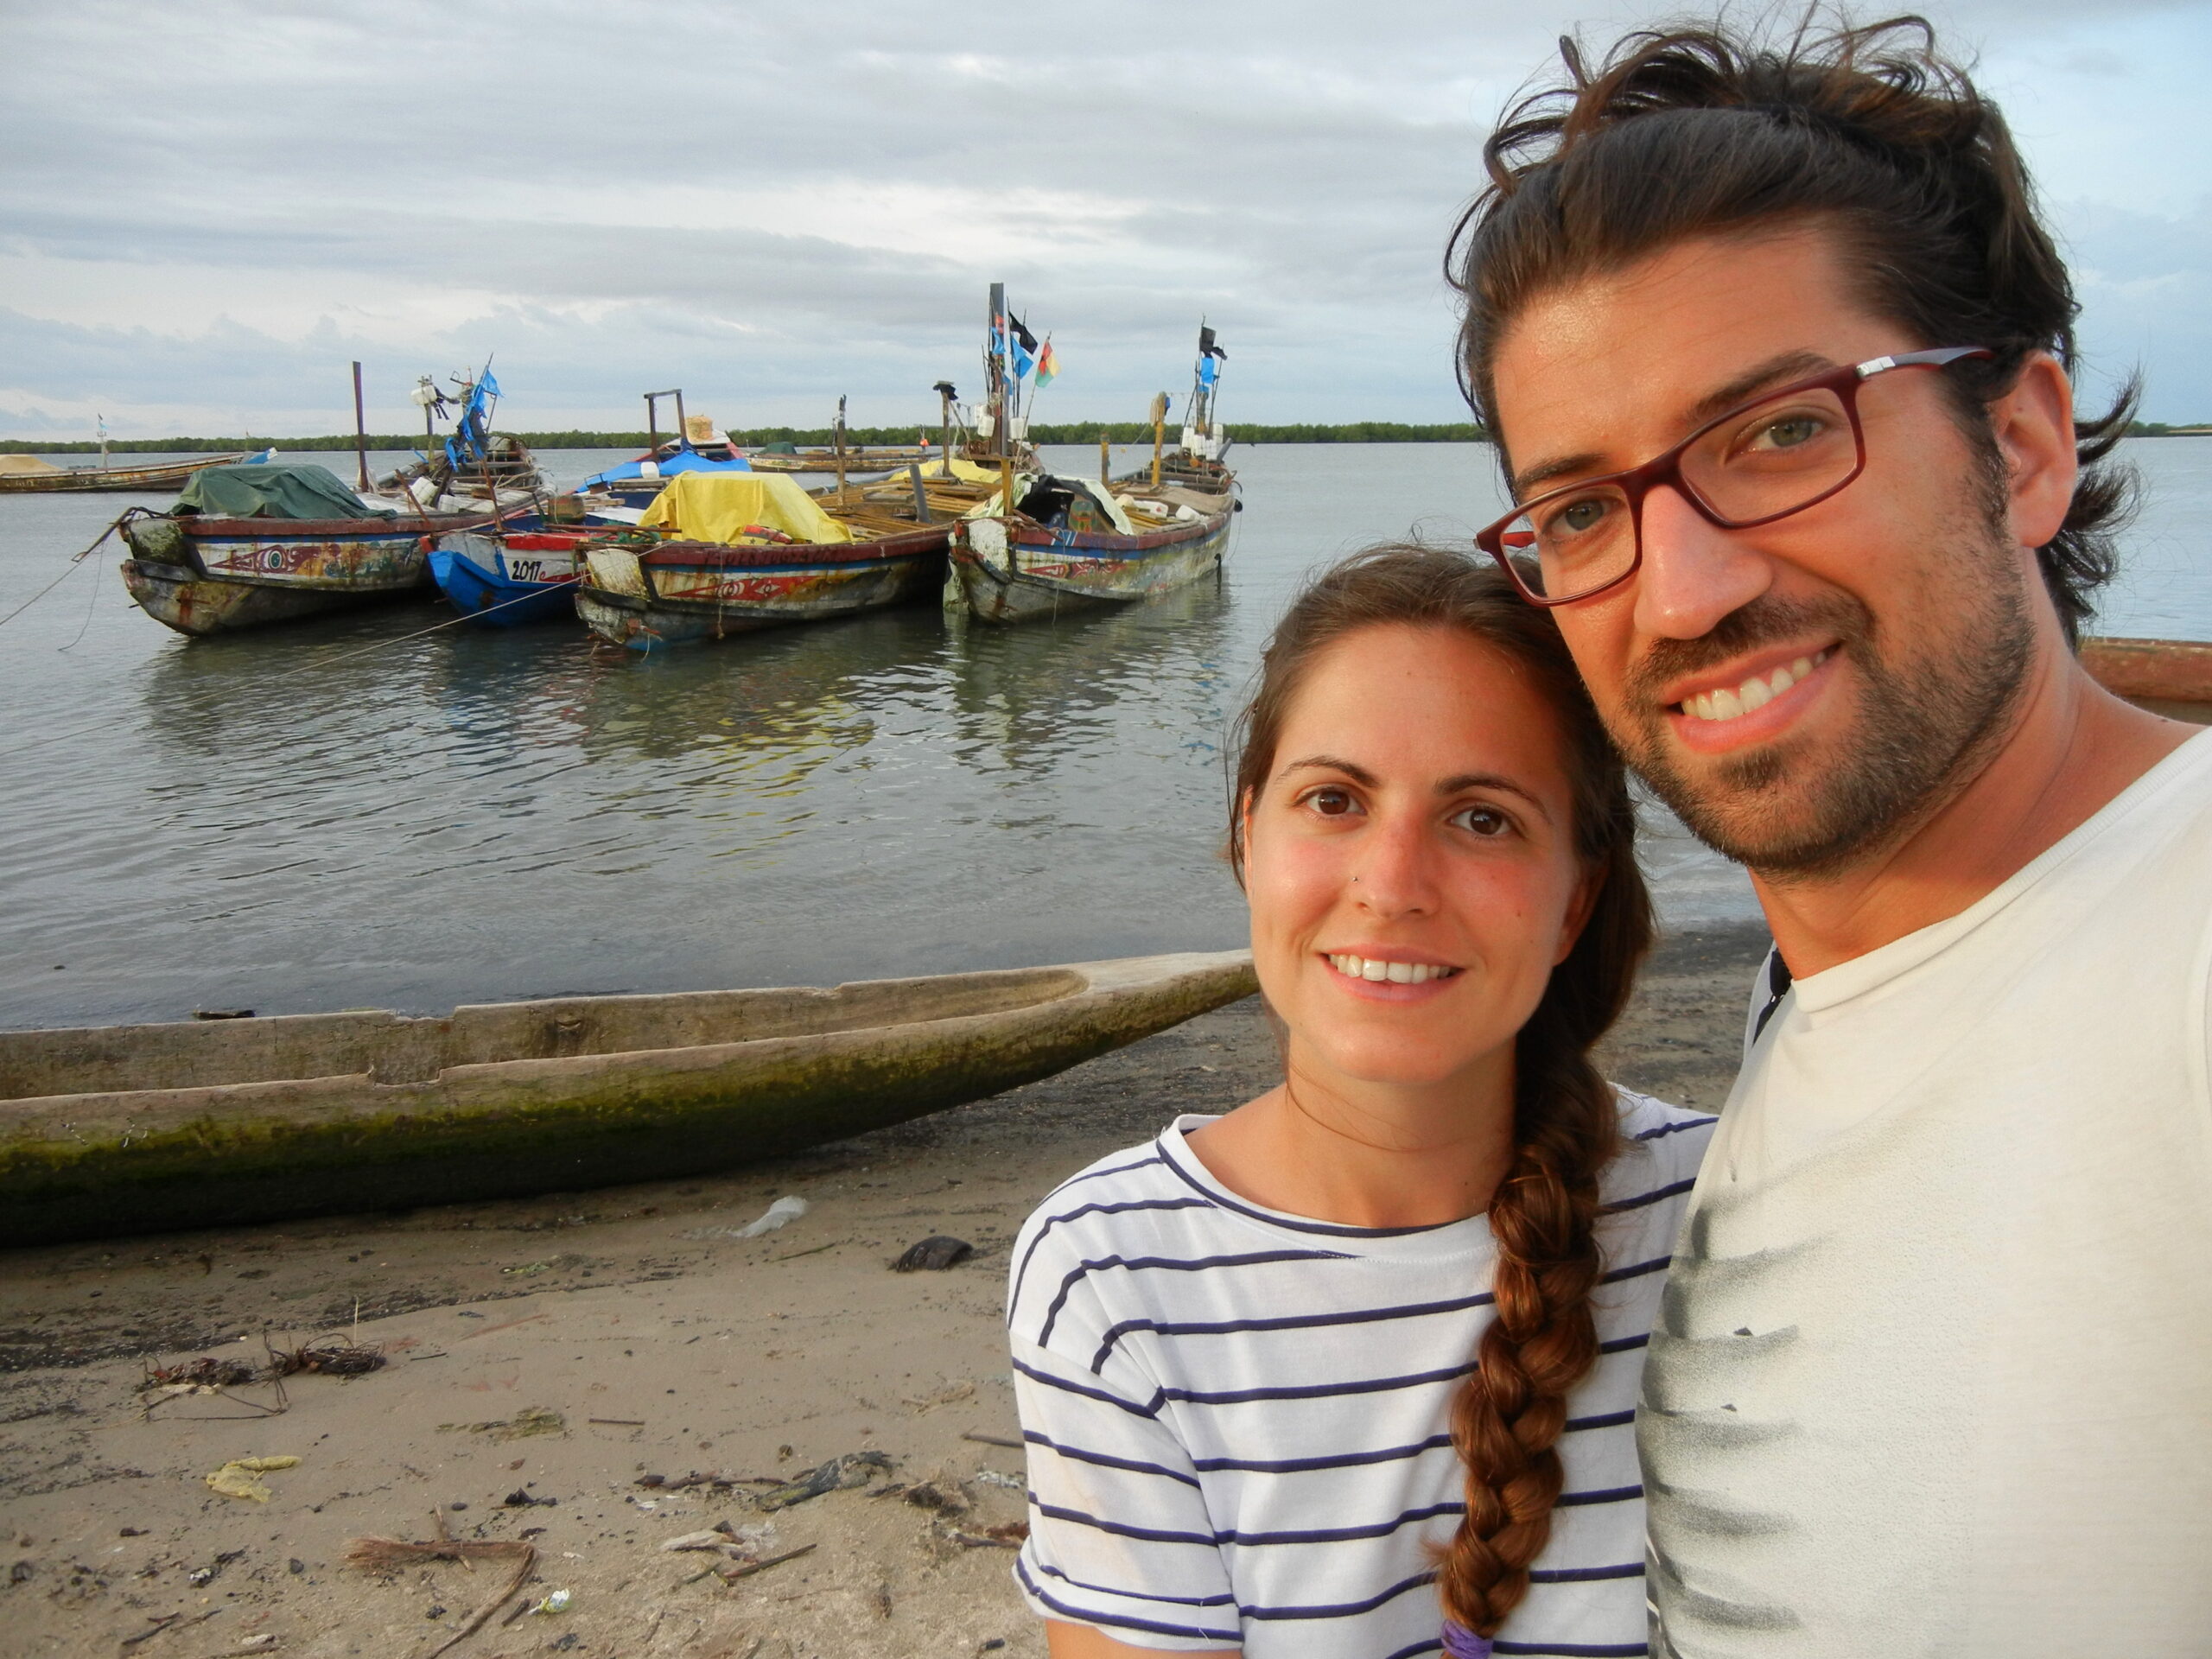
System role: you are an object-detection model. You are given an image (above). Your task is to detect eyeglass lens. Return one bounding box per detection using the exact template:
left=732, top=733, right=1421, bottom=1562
left=1500, top=384, right=1860, bottom=600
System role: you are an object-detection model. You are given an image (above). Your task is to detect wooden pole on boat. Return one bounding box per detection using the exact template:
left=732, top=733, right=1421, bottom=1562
left=1100, top=431, right=1110, bottom=485
left=935, top=381, right=956, bottom=477
left=351, top=361, right=371, bottom=492
left=835, top=395, right=848, bottom=494
left=1149, top=392, right=1169, bottom=491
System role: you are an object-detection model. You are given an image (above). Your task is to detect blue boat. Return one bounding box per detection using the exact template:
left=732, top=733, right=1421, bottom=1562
left=429, top=531, right=587, bottom=626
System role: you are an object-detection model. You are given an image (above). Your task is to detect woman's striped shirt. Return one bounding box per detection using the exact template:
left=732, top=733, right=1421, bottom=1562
left=1007, top=1091, right=1714, bottom=1657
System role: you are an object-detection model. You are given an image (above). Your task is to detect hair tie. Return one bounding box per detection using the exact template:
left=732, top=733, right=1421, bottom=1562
left=1441, top=1621, right=1495, bottom=1658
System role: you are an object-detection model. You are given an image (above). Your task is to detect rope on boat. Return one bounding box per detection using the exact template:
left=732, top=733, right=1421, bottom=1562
left=0, top=510, right=137, bottom=634
left=284, top=582, right=563, bottom=673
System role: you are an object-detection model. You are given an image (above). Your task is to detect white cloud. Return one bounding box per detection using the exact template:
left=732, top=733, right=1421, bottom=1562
left=1, top=0, right=2206, bottom=435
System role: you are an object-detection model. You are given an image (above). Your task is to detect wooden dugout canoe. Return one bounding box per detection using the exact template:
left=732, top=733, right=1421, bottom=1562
left=0, top=451, right=256, bottom=494
left=2082, top=635, right=2212, bottom=723
left=0, top=950, right=1255, bottom=1248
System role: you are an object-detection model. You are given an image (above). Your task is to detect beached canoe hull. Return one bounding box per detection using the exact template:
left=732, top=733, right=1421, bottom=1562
left=951, top=510, right=1232, bottom=623
left=575, top=529, right=949, bottom=650
left=0, top=452, right=255, bottom=494
left=118, top=512, right=484, bottom=637
left=2082, top=635, right=2212, bottom=724
left=0, top=950, right=1255, bottom=1247
left=429, top=531, right=582, bottom=626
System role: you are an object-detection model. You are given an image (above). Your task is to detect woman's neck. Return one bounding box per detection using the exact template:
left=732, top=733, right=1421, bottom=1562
left=1185, top=1043, right=1519, bottom=1230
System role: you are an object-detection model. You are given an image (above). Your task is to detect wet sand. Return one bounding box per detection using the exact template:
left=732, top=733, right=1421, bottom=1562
left=0, top=925, right=1766, bottom=1659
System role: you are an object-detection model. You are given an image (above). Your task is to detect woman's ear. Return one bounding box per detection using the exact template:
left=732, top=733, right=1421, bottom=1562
left=1553, top=863, right=1604, bottom=966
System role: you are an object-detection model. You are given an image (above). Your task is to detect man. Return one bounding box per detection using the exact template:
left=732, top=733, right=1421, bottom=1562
left=1453, top=18, right=2209, bottom=1656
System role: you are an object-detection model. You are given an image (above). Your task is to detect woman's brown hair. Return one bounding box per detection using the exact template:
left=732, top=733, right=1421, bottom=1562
left=1228, top=544, right=1653, bottom=1637
left=1449, top=12, right=2134, bottom=644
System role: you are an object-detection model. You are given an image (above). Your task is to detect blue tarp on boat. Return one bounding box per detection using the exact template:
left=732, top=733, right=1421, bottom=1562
left=581, top=445, right=752, bottom=492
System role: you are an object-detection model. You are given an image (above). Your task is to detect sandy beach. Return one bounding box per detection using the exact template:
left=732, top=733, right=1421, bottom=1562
left=0, top=925, right=1765, bottom=1659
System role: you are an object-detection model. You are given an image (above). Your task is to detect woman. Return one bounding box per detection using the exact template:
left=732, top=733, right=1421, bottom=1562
left=1006, top=546, right=1713, bottom=1657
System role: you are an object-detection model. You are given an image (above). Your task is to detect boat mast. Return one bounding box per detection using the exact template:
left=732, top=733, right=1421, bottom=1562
left=351, top=360, right=371, bottom=491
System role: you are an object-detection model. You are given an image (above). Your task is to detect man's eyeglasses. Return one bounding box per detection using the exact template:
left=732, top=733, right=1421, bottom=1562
left=1474, top=346, right=1993, bottom=606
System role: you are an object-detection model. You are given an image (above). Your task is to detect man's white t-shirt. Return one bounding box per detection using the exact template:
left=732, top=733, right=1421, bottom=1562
left=1641, top=727, right=2212, bottom=1656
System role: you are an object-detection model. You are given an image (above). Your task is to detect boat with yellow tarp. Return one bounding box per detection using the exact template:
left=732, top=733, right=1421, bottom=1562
left=574, top=464, right=1001, bottom=650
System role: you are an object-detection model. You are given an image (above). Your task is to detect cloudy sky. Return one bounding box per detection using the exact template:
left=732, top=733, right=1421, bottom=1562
left=3, top=0, right=2208, bottom=439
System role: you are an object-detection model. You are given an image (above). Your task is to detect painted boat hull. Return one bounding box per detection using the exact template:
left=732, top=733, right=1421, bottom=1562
left=951, top=509, right=1232, bottom=623
left=119, top=511, right=490, bottom=637
left=575, top=528, right=949, bottom=650
left=0, top=950, right=1256, bottom=1246
left=429, top=532, right=582, bottom=626
left=0, top=452, right=255, bottom=494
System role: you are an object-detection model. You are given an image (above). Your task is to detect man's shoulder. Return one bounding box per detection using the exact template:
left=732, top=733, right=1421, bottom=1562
left=1605, top=1089, right=1719, bottom=1209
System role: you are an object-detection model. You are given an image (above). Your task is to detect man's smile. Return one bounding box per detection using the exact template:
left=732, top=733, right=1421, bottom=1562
left=1657, top=644, right=1840, bottom=754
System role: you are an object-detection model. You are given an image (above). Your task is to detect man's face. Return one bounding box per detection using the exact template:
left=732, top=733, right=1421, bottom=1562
left=1488, top=229, right=2037, bottom=877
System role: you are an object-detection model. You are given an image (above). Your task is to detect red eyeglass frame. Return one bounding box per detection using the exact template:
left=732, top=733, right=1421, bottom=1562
left=1473, top=346, right=1994, bottom=607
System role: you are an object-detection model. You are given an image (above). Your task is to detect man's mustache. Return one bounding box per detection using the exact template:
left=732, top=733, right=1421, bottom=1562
left=1624, top=594, right=1873, bottom=710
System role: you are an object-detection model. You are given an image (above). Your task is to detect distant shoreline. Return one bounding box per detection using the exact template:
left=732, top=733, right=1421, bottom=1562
left=6, top=419, right=2206, bottom=455
left=1, top=422, right=1493, bottom=454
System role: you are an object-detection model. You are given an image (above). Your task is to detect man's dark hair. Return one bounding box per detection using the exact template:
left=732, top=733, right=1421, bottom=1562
left=1448, top=13, right=2134, bottom=644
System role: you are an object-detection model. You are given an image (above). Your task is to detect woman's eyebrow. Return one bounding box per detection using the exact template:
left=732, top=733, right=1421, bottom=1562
left=1274, top=754, right=1377, bottom=786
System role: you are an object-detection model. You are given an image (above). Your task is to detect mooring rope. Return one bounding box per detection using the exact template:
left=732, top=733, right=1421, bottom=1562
left=0, top=511, right=133, bottom=633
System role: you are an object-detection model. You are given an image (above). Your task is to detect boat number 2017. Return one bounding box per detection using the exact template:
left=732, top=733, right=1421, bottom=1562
left=504, top=558, right=545, bottom=582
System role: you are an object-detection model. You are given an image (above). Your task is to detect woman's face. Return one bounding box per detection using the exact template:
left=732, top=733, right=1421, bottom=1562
left=1243, top=622, right=1596, bottom=1095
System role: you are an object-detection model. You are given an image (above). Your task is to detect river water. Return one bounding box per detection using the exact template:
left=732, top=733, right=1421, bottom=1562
left=2, top=439, right=2207, bottom=1030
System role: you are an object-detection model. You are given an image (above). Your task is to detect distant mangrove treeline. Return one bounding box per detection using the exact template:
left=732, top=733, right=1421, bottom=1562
left=10, top=419, right=2205, bottom=455
left=3, top=420, right=1494, bottom=454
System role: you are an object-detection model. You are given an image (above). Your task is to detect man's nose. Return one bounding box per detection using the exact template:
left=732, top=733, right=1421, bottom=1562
left=1632, top=484, right=1771, bottom=640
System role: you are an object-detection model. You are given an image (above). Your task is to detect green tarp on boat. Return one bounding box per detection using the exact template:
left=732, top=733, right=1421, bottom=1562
left=175, top=463, right=390, bottom=520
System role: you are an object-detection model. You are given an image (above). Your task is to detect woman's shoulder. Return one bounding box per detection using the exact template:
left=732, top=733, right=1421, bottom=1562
left=1007, top=1124, right=1224, bottom=1344
left=1601, top=1087, right=1719, bottom=1211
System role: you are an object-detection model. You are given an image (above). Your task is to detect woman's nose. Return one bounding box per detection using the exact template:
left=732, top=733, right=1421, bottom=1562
left=1351, top=811, right=1439, bottom=918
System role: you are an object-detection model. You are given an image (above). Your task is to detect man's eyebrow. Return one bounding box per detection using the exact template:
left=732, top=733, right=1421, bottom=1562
left=1508, top=348, right=1840, bottom=499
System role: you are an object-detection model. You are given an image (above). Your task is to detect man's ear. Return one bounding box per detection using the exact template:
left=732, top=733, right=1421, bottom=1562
left=1991, top=351, right=2076, bottom=553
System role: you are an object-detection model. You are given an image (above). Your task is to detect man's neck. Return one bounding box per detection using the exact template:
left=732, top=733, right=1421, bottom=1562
left=1751, top=640, right=2196, bottom=978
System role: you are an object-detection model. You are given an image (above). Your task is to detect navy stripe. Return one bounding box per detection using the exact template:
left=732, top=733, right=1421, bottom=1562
left=1566, top=1407, right=1635, bottom=1432
left=1045, top=1152, right=1165, bottom=1198
left=1014, top=1356, right=1164, bottom=1419
left=1240, top=1567, right=1438, bottom=1620
left=1022, top=1431, right=1202, bottom=1489
left=1158, top=1141, right=1466, bottom=1238
left=1089, top=1287, right=1498, bottom=1372
left=1556, top=1483, right=1643, bottom=1507
left=1602, top=1176, right=1697, bottom=1214
left=1494, top=1643, right=1646, bottom=1656
left=1192, top=1433, right=1454, bottom=1473
left=1014, top=1555, right=1241, bottom=1643
left=1037, top=1248, right=1345, bottom=1346
left=1027, top=1559, right=1235, bottom=1608
left=1009, top=1196, right=1216, bottom=1316
left=1600, top=1254, right=1670, bottom=1284
left=1040, top=1497, right=1469, bottom=1548
left=1599, top=1332, right=1650, bottom=1355
left=1382, top=1643, right=1445, bottom=1659
left=1632, top=1116, right=1716, bottom=1142
left=1529, top=1560, right=1643, bottom=1584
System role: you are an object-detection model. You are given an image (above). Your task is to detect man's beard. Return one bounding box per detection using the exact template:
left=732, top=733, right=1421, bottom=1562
left=1614, top=563, right=2035, bottom=880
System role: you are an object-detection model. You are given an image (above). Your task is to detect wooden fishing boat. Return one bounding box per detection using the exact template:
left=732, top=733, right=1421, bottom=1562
left=0, top=948, right=1255, bottom=1247
left=119, top=463, right=496, bottom=637
left=575, top=468, right=995, bottom=650
left=0, top=449, right=263, bottom=495
left=428, top=531, right=588, bottom=626
left=950, top=474, right=1237, bottom=624
left=2082, top=635, right=2212, bottom=724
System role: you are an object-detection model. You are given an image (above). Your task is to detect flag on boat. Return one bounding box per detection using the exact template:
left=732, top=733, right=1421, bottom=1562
left=1034, top=338, right=1058, bottom=389
left=1008, top=315, right=1039, bottom=379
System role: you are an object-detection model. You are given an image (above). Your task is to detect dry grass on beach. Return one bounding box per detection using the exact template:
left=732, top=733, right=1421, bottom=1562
left=0, top=927, right=1764, bottom=1659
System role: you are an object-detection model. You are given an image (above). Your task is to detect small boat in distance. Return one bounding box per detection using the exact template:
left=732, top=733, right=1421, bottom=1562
left=120, top=463, right=496, bottom=636
left=950, top=320, right=1238, bottom=623
left=0, top=448, right=270, bottom=495
left=0, top=949, right=1256, bottom=1246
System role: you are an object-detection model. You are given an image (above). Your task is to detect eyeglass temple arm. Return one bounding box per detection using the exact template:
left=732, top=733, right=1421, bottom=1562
left=1854, top=346, right=1993, bottom=379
